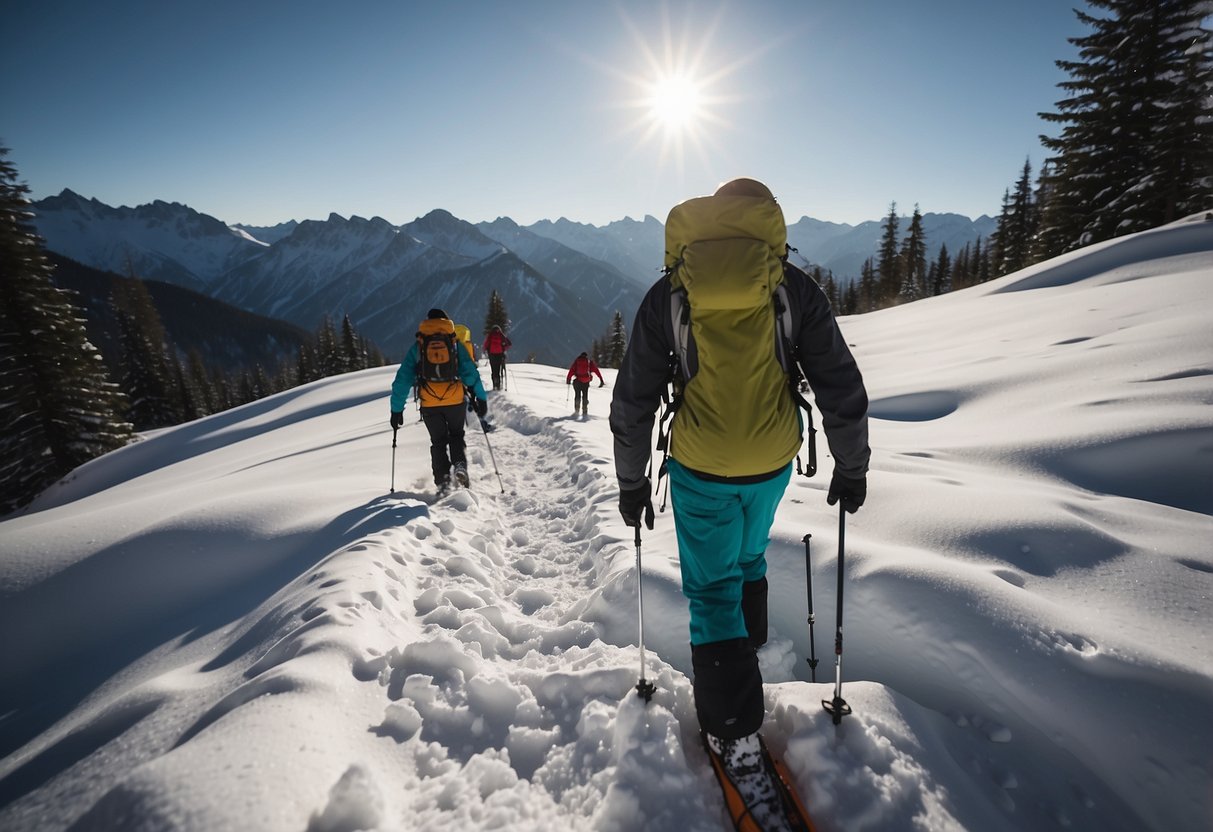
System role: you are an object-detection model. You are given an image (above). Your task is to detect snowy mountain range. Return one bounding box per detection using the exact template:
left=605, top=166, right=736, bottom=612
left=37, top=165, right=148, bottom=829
left=786, top=212, right=998, bottom=277
left=29, top=190, right=995, bottom=360
left=2, top=215, right=1210, bottom=831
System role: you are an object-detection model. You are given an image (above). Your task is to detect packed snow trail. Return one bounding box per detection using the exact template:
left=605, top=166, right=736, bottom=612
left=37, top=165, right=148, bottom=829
left=49, top=385, right=730, bottom=831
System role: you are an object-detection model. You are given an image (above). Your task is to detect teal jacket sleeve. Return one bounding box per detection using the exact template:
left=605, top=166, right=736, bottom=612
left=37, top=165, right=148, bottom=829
left=390, top=342, right=420, bottom=412
left=458, top=345, right=488, bottom=400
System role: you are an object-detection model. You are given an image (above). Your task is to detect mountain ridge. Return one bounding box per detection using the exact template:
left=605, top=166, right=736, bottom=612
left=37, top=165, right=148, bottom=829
left=29, top=190, right=997, bottom=361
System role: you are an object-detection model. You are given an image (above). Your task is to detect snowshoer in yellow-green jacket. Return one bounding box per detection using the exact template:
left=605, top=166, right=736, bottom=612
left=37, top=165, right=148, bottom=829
left=609, top=178, right=869, bottom=830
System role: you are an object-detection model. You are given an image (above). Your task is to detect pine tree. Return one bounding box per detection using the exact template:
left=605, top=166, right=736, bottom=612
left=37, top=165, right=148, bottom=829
left=339, top=314, right=360, bottom=373
left=988, top=189, right=1013, bottom=275
left=876, top=203, right=902, bottom=305
left=1038, top=0, right=1213, bottom=256
left=974, top=236, right=992, bottom=284
left=931, top=244, right=952, bottom=296
left=186, top=349, right=217, bottom=414
left=110, top=276, right=182, bottom=429
left=484, top=290, right=509, bottom=335
left=840, top=282, right=860, bottom=316
left=952, top=242, right=972, bottom=291
left=858, top=257, right=878, bottom=313
left=818, top=268, right=841, bottom=310
left=0, top=146, right=132, bottom=514
left=605, top=310, right=627, bottom=368
left=296, top=341, right=320, bottom=384
left=315, top=316, right=340, bottom=377
left=899, top=205, right=928, bottom=301
left=1005, top=159, right=1039, bottom=274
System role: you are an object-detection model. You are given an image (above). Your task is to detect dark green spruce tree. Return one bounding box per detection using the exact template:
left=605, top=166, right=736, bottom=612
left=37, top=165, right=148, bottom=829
left=876, top=202, right=901, bottom=306
left=994, top=159, right=1039, bottom=276
left=1038, top=0, right=1213, bottom=256
left=858, top=257, right=878, bottom=312
left=484, top=290, right=509, bottom=336
left=110, top=275, right=182, bottom=429
left=604, top=310, right=627, bottom=368
left=0, top=147, right=132, bottom=514
left=898, top=205, right=928, bottom=302
left=931, top=244, right=952, bottom=296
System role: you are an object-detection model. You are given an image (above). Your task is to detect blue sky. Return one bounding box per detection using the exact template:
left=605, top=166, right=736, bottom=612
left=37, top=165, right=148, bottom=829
left=2, top=1, right=1086, bottom=228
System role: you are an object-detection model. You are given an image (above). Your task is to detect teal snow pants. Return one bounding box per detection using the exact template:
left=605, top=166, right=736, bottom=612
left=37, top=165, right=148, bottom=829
left=668, top=458, right=793, bottom=646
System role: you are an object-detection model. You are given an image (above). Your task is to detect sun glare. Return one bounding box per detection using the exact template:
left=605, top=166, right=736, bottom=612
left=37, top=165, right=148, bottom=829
left=648, top=74, right=703, bottom=132
left=597, top=5, right=783, bottom=176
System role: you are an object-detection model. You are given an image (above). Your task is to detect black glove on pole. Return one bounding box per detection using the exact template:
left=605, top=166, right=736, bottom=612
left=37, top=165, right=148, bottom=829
left=619, top=482, right=655, bottom=530
left=827, top=471, right=866, bottom=514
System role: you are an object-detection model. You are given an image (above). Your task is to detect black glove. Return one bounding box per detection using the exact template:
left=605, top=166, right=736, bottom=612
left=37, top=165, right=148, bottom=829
left=598, top=381, right=605, bottom=387
left=619, top=480, right=655, bottom=530
left=472, top=397, right=487, bottom=418
left=566, top=379, right=572, bottom=385
left=827, top=471, right=866, bottom=514
left=390, top=411, right=404, bottom=429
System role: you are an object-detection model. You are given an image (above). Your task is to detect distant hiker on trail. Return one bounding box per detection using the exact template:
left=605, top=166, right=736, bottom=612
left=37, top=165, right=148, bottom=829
left=482, top=325, right=511, bottom=391
left=610, top=178, right=869, bottom=830
left=390, top=308, right=488, bottom=495
left=566, top=351, right=605, bottom=416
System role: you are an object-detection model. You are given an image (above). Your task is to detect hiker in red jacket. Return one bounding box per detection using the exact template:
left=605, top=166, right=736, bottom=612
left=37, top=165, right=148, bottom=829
left=566, top=351, right=605, bottom=416
left=482, top=325, right=511, bottom=391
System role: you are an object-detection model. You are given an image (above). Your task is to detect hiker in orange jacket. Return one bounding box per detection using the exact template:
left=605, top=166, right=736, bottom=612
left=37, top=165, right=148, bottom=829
left=566, top=351, right=604, bottom=416
left=482, top=325, right=511, bottom=391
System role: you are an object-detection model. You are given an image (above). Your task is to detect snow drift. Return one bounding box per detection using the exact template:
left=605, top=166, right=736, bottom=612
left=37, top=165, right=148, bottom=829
left=1, top=217, right=1210, bottom=831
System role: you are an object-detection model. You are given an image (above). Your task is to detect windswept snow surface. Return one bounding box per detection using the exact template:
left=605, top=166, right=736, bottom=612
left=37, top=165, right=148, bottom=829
left=2, top=218, right=1211, bottom=831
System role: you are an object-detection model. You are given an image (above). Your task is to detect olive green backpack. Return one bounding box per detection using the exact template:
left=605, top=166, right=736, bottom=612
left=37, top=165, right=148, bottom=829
left=658, top=192, right=817, bottom=482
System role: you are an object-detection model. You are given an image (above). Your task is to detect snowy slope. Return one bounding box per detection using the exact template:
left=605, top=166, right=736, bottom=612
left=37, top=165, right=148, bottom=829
left=0, top=218, right=1210, bottom=832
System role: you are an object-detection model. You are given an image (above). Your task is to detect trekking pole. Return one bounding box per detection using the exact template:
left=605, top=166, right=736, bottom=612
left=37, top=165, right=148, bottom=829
left=477, top=416, right=506, bottom=493
left=803, top=533, right=818, bottom=683
left=634, top=524, right=657, bottom=702
left=389, top=426, right=399, bottom=493
left=822, top=505, right=852, bottom=724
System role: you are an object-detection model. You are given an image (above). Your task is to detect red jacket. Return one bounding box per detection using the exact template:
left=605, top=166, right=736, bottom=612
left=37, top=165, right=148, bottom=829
left=483, top=330, right=511, bottom=355
left=567, top=355, right=604, bottom=385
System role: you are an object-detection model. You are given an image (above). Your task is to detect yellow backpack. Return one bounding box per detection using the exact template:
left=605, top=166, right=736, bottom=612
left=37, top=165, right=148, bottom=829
left=662, top=193, right=811, bottom=478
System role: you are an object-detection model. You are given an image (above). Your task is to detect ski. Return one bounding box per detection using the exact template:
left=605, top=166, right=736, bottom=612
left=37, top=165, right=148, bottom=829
left=702, top=733, right=816, bottom=832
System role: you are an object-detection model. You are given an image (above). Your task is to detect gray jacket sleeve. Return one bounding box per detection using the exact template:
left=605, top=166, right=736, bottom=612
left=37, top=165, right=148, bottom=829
left=787, top=267, right=871, bottom=478
left=609, top=278, right=672, bottom=491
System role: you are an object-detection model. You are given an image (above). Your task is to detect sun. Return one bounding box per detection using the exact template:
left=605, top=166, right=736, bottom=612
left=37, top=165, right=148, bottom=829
left=647, top=73, right=704, bottom=134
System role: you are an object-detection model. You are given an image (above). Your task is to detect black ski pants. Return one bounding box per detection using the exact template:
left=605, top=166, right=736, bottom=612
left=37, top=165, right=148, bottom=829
left=489, top=354, right=506, bottom=390
left=421, top=403, right=468, bottom=484
left=572, top=380, right=590, bottom=411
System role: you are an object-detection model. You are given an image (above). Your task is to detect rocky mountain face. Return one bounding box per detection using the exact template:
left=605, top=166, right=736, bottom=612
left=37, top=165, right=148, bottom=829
left=29, top=191, right=997, bottom=363
left=30, top=196, right=638, bottom=362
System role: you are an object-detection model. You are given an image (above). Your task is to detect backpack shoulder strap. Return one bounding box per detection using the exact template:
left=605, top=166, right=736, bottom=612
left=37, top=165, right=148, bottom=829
left=669, top=279, right=691, bottom=382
